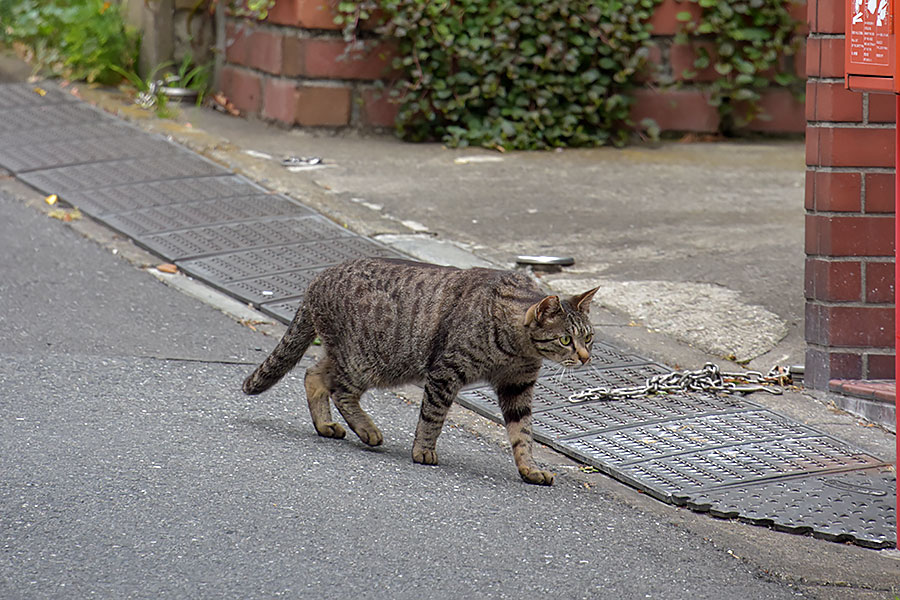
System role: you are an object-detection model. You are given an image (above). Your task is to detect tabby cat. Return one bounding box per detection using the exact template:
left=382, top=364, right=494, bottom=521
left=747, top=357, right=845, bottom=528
left=243, top=257, right=598, bottom=485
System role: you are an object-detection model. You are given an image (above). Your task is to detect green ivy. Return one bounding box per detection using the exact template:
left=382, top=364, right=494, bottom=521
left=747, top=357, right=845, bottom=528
left=338, top=0, right=662, bottom=150
left=226, top=0, right=277, bottom=20
left=674, top=0, right=804, bottom=132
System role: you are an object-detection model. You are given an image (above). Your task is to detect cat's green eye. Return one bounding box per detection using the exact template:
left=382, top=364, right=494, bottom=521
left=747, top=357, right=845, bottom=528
left=559, top=335, right=572, bottom=346
left=585, top=333, right=593, bottom=344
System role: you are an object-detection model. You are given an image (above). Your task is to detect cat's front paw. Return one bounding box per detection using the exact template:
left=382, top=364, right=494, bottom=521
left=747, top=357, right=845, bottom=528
left=355, top=425, right=384, bottom=447
left=519, top=466, right=555, bottom=486
left=412, top=446, right=439, bottom=465
left=315, top=422, right=347, bottom=439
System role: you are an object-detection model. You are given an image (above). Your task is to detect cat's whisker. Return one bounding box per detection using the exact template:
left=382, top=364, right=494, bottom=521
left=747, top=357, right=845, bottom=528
left=554, top=364, right=568, bottom=385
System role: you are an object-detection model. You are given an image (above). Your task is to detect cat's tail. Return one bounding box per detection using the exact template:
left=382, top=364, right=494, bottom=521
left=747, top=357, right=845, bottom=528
left=242, top=306, right=316, bottom=395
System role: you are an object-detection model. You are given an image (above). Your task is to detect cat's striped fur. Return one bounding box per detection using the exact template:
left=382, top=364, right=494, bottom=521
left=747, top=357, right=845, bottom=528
left=243, top=257, right=598, bottom=485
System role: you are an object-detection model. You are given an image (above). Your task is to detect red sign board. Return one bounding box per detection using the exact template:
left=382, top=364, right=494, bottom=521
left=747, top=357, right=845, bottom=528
left=846, top=0, right=898, bottom=91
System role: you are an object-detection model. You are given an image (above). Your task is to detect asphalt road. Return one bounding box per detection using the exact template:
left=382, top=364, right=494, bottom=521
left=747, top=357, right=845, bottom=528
left=0, top=182, right=816, bottom=599
left=1, top=178, right=897, bottom=598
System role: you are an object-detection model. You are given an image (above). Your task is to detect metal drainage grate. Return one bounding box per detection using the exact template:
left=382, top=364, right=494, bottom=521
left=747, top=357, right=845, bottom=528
left=0, top=82, right=79, bottom=108
left=222, top=269, right=326, bottom=306
left=60, top=176, right=266, bottom=216
left=0, top=120, right=130, bottom=150
left=0, top=133, right=177, bottom=174
left=456, top=363, right=895, bottom=548
left=607, top=435, right=885, bottom=503
left=530, top=394, right=757, bottom=441
left=177, top=237, right=405, bottom=286
left=100, top=194, right=314, bottom=238
left=537, top=343, right=651, bottom=374
left=458, top=363, right=672, bottom=419
left=259, top=297, right=305, bottom=323
left=18, top=155, right=226, bottom=194
left=136, top=215, right=352, bottom=261
left=0, top=103, right=106, bottom=133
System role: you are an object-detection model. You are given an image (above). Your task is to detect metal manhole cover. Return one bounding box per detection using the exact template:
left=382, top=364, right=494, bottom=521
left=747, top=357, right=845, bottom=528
left=18, top=155, right=226, bottom=193
left=136, top=215, right=352, bottom=261
left=688, top=467, right=896, bottom=548
left=223, top=269, right=325, bottom=306
left=0, top=83, right=78, bottom=108
left=61, top=176, right=265, bottom=216
left=177, top=237, right=405, bottom=285
left=100, top=194, right=314, bottom=237
left=0, top=134, right=176, bottom=173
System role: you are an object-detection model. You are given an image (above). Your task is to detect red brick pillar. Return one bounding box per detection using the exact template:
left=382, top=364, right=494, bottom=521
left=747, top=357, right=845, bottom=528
left=805, top=0, right=896, bottom=388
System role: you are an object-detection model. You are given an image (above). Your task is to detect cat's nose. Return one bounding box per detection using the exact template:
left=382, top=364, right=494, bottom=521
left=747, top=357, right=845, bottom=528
left=577, top=349, right=591, bottom=365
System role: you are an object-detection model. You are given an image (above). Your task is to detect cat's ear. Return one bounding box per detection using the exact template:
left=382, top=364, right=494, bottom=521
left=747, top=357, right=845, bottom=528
left=524, top=295, right=561, bottom=326
left=571, top=286, right=600, bottom=314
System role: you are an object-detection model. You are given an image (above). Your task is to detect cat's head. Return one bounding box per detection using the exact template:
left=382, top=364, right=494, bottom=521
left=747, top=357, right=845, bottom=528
left=523, top=287, right=599, bottom=368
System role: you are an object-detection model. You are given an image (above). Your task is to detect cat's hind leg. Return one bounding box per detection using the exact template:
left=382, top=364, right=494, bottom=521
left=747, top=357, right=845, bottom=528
left=331, top=387, right=384, bottom=446
left=305, top=358, right=346, bottom=439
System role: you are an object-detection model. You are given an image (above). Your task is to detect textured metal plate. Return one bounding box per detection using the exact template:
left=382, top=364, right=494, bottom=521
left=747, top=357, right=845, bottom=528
left=18, top=155, right=226, bottom=194
left=0, top=120, right=128, bottom=148
left=688, top=468, right=897, bottom=548
left=0, top=133, right=176, bottom=173
left=136, top=215, right=351, bottom=261
left=60, top=176, right=265, bottom=216
left=537, top=342, right=652, bottom=373
left=600, top=436, right=885, bottom=502
left=553, top=410, right=820, bottom=466
left=259, top=297, right=305, bottom=324
left=223, top=269, right=326, bottom=306
left=456, top=363, right=677, bottom=423
left=100, top=194, right=314, bottom=237
left=177, top=237, right=405, bottom=285
left=0, top=83, right=79, bottom=108
left=532, top=393, right=757, bottom=440
left=0, top=102, right=107, bottom=133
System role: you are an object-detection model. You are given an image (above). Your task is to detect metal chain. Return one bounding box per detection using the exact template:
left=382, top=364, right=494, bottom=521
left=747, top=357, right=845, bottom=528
left=568, top=362, right=795, bottom=404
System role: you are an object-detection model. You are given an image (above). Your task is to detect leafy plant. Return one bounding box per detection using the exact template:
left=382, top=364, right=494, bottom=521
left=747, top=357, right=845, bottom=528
left=225, top=0, right=277, bottom=20
left=0, top=0, right=139, bottom=84
left=111, top=52, right=211, bottom=118
left=168, top=51, right=212, bottom=101
left=675, top=0, right=804, bottom=132
left=337, top=0, right=662, bottom=150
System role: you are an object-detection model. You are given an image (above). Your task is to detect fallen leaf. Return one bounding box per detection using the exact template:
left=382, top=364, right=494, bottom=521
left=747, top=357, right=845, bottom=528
left=238, top=318, right=269, bottom=332
left=156, top=263, right=178, bottom=274
left=47, top=208, right=81, bottom=222
left=210, top=92, right=240, bottom=117
left=33, top=87, right=47, bottom=97
left=44, top=194, right=58, bottom=205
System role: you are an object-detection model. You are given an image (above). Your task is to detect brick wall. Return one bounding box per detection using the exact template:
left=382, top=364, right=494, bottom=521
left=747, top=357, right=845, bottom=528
left=634, top=0, right=806, bottom=134
left=221, top=0, right=397, bottom=128
left=804, top=0, right=896, bottom=388
left=219, top=0, right=807, bottom=134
